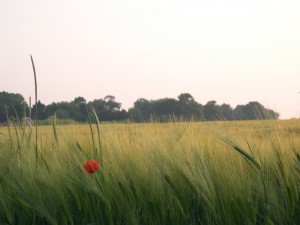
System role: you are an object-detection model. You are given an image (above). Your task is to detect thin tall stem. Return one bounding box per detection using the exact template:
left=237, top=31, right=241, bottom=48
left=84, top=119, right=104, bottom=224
left=30, top=55, right=38, bottom=164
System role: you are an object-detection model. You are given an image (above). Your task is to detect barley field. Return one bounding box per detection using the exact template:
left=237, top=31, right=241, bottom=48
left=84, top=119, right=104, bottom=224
left=0, top=119, right=300, bottom=225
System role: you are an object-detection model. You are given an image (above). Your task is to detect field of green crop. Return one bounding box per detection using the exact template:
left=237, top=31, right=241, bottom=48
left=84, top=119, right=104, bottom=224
left=0, top=119, right=300, bottom=225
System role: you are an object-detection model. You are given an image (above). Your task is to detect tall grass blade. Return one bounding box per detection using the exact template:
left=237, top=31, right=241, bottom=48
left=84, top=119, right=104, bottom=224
left=51, top=113, right=59, bottom=145
left=4, top=105, right=14, bottom=151
left=12, top=106, right=24, bottom=143
left=86, top=105, right=96, bottom=156
left=29, top=96, right=31, bottom=119
left=30, top=55, right=38, bottom=164
left=90, top=105, right=102, bottom=160
left=12, top=117, right=21, bottom=158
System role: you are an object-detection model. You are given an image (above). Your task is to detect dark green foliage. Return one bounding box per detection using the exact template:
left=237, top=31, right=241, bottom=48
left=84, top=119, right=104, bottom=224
left=89, top=96, right=127, bottom=122
left=31, top=101, right=47, bottom=120
left=0, top=92, right=28, bottom=123
left=0, top=92, right=279, bottom=124
left=219, top=104, right=235, bottom=120
left=129, top=94, right=279, bottom=122
left=203, top=101, right=222, bottom=120
left=233, top=102, right=279, bottom=120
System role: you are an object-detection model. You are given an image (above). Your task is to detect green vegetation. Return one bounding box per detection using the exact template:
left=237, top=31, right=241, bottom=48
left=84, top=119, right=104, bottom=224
left=0, top=91, right=28, bottom=123
left=0, top=119, right=299, bottom=225
left=130, top=95, right=279, bottom=122
left=0, top=91, right=279, bottom=124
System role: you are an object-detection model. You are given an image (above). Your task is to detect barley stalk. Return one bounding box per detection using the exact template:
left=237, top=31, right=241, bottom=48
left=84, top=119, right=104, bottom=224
left=30, top=55, right=38, bottom=164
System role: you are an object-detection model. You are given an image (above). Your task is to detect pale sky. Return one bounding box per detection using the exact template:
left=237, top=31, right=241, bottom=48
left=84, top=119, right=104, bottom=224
left=1, top=0, right=300, bottom=119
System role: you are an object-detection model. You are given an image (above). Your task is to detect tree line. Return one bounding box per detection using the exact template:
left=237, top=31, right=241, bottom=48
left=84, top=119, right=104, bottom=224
left=0, top=91, right=279, bottom=123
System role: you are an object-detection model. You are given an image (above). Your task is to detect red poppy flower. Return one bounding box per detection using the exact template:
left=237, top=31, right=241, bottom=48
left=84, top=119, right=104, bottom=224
left=83, top=160, right=100, bottom=174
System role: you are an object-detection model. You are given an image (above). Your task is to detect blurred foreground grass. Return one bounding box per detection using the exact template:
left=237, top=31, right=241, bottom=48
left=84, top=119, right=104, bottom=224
left=0, top=119, right=300, bottom=225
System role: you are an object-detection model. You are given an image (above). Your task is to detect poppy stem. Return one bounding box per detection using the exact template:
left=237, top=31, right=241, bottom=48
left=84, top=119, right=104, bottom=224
left=86, top=105, right=96, bottom=156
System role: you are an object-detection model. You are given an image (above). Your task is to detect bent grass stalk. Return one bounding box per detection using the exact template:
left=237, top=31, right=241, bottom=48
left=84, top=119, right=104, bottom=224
left=223, top=138, right=270, bottom=204
left=223, top=138, right=261, bottom=170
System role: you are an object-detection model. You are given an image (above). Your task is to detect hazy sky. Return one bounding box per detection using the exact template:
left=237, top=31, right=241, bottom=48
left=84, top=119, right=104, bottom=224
left=1, top=0, right=300, bottom=119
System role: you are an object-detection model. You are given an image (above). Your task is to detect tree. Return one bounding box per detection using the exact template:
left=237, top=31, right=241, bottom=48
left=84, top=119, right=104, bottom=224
left=178, top=93, right=204, bottom=120
left=130, top=94, right=205, bottom=122
left=32, top=100, right=47, bottom=120
left=233, top=105, right=247, bottom=120
left=0, top=91, right=28, bottom=123
left=73, top=97, right=86, bottom=105
left=233, top=102, right=279, bottom=120
left=71, top=97, right=87, bottom=122
left=219, top=104, right=235, bottom=120
left=133, top=98, right=152, bottom=121
left=178, top=93, right=195, bottom=105
left=1, top=91, right=280, bottom=123
left=128, top=108, right=143, bottom=122
left=89, top=96, right=127, bottom=121
left=104, top=95, right=121, bottom=112
left=203, top=101, right=223, bottom=120
left=152, top=98, right=181, bottom=115
left=55, top=109, right=70, bottom=119
left=45, top=102, right=57, bottom=118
